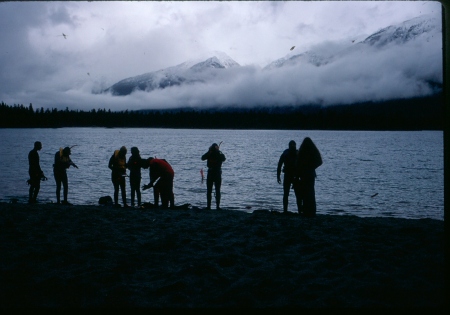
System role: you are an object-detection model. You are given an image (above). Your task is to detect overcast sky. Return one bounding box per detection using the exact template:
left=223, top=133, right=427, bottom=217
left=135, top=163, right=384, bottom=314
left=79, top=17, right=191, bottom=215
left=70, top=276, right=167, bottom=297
left=0, top=1, right=443, bottom=111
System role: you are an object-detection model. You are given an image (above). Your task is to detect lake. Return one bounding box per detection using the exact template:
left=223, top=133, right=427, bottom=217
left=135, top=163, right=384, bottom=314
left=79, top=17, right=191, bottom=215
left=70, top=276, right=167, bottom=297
left=0, top=128, right=443, bottom=221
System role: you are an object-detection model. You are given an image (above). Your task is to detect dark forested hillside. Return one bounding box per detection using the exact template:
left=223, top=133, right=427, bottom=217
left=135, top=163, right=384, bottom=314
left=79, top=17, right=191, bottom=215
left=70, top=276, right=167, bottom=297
left=0, top=94, right=443, bottom=130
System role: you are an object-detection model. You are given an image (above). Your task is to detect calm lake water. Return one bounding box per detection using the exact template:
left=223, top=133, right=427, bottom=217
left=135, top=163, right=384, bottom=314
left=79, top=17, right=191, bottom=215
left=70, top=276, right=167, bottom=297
left=0, top=128, right=443, bottom=221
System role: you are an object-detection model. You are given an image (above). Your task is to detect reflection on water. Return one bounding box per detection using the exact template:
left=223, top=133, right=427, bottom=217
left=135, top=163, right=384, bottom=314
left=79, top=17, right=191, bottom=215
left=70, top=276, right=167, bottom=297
left=0, top=128, right=443, bottom=220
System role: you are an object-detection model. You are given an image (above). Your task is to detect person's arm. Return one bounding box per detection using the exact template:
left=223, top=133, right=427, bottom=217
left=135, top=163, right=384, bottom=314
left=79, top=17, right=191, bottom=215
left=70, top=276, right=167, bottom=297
left=54, top=152, right=59, bottom=169
left=143, top=175, right=160, bottom=190
left=68, top=157, right=78, bottom=169
left=201, top=151, right=210, bottom=161
left=108, top=155, right=114, bottom=170
left=143, top=164, right=160, bottom=190
left=29, top=151, right=41, bottom=173
left=277, top=154, right=284, bottom=183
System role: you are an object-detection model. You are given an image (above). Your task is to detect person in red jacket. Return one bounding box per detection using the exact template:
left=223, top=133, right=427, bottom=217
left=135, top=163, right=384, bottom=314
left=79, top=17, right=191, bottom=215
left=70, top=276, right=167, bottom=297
left=142, top=157, right=174, bottom=209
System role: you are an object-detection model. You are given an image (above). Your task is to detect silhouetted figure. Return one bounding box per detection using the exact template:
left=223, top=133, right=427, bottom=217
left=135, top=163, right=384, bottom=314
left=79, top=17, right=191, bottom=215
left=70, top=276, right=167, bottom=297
left=53, top=146, right=78, bottom=205
left=28, top=141, right=47, bottom=204
left=142, top=157, right=175, bottom=209
left=127, top=147, right=143, bottom=207
left=277, top=140, right=298, bottom=213
left=108, top=146, right=128, bottom=208
left=201, top=143, right=226, bottom=210
left=295, top=137, right=322, bottom=217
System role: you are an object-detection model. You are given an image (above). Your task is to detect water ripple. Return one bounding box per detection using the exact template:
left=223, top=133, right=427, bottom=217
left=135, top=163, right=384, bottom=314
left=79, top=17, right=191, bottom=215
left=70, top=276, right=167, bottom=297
left=0, top=128, right=443, bottom=221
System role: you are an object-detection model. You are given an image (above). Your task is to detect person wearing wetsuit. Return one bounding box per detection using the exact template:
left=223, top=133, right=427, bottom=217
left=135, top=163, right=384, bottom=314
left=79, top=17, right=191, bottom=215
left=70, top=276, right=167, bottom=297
left=295, top=137, right=323, bottom=217
left=143, top=157, right=175, bottom=209
left=53, top=146, right=78, bottom=205
left=201, top=143, right=226, bottom=210
left=108, top=146, right=129, bottom=208
left=28, top=141, right=46, bottom=204
left=127, top=147, right=143, bottom=207
left=277, top=140, right=298, bottom=213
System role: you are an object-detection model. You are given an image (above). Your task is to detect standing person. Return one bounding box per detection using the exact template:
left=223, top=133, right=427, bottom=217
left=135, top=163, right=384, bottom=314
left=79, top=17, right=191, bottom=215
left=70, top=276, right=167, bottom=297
left=277, top=140, right=298, bottom=213
left=28, top=141, right=47, bottom=204
left=127, top=147, right=143, bottom=207
left=108, top=146, right=129, bottom=208
left=142, top=157, right=175, bottom=209
left=201, top=143, right=226, bottom=210
left=295, top=137, right=322, bottom=217
left=53, top=146, right=78, bottom=205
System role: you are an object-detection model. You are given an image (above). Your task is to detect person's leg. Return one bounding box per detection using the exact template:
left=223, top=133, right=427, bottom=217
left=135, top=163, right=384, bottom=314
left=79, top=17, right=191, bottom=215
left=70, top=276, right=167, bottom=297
left=303, top=178, right=316, bottom=217
left=28, top=172, right=33, bottom=202
left=33, top=179, right=41, bottom=202
left=153, top=186, right=159, bottom=206
left=112, top=179, right=119, bottom=206
left=62, top=172, right=68, bottom=203
left=120, top=177, right=127, bottom=206
left=136, top=178, right=141, bottom=206
left=130, top=179, right=136, bottom=206
left=29, top=176, right=40, bottom=203
left=159, top=182, right=169, bottom=209
left=293, top=179, right=303, bottom=214
left=214, top=174, right=222, bottom=209
left=54, top=173, right=61, bottom=204
left=169, top=177, right=174, bottom=209
left=282, top=175, right=292, bottom=212
left=170, top=191, right=174, bottom=209
left=206, top=173, right=213, bottom=209
left=29, top=184, right=34, bottom=203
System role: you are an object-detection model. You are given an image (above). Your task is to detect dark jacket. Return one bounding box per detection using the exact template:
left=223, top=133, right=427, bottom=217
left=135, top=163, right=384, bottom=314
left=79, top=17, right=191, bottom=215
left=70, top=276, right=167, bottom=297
left=201, top=149, right=226, bottom=171
left=28, top=149, right=43, bottom=178
left=277, top=148, right=297, bottom=178
left=108, top=150, right=127, bottom=176
left=296, top=146, right=322, bottom=179
left=53, top=149, right=75, bottom=174
left=127, top=154, right=142, bottom=179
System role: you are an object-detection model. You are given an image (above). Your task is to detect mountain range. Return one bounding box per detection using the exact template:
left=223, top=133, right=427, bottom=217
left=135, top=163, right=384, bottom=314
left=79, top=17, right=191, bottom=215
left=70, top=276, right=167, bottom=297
left=102, top=14, right=442, bottom=99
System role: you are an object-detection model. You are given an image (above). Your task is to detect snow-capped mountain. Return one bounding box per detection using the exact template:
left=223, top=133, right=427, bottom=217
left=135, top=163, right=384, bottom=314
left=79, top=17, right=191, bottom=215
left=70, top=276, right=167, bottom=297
left=263, top=14, right=440, bottom=70
left=104, top=14, right=441, bottom=96
left=104, top=51, right=240, bottom=96
left=362, top=14, right=439, bottom=47
left=263, top=50, right=331, bottom=70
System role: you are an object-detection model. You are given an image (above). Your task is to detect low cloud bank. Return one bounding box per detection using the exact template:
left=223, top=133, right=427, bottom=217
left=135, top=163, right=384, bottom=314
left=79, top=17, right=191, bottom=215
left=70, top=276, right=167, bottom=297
left=3, top=34, right=442, bottom=112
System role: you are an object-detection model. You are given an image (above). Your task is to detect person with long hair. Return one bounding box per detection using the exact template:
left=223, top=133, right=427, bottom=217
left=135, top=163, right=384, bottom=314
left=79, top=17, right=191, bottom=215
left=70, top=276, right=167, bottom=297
left=53, top=146, right=78, bottom=205
left=295, top=137, right=322, bottom=217
left=108, top=146, right=128, bottom=208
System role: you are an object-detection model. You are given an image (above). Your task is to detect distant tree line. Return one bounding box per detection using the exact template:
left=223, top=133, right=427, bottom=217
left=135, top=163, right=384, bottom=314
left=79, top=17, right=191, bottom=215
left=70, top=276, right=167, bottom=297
left=0, top=94, right=443, bottom=130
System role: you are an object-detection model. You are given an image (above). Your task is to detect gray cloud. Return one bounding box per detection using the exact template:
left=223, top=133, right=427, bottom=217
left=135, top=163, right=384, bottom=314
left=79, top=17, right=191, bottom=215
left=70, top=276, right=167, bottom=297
left=0, top=1, right=442, bottom=111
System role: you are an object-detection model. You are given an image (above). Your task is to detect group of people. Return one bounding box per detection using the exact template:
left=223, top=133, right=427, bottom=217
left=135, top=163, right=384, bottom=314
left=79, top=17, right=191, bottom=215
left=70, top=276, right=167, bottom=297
left=27, top=137, right=321, bottom=216
left=27, top=142, right=78, bottom=205
left=107, top=146, right=176, bottom=209
left=107, top=143, right=226, bottom=209
left=277, top=137, right=323, bottom=217
left=27, top=141, right=227, bottom=210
